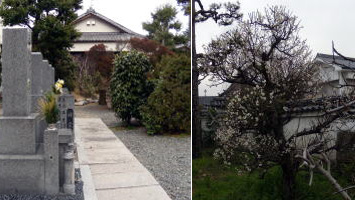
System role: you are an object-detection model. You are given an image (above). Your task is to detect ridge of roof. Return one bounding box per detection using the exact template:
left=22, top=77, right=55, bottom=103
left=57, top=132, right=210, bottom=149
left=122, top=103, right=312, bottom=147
left=315, top=53, right=355, bottom=69
left=73, top=8, right=144, bottom=38
left=316, top=53, right=355, bottom=61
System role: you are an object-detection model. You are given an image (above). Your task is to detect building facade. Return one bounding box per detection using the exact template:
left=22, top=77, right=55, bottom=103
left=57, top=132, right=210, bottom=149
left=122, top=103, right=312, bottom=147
left=70, top=7, right=144, bottom=53
left=200, top=53, right=355, bottom=161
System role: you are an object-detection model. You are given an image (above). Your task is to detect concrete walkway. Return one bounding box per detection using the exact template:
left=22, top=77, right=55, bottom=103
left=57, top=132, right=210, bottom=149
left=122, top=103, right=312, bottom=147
left=75, top=118, right=171, bottom=200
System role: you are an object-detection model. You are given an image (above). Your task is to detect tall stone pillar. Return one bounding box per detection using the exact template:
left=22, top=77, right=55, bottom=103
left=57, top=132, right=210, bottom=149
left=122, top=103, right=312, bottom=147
left=0, top=27, right=50, bottom=195
left=0, top=28, right=38, bottom=154
left=2, top=28, right=32, bottom=116
left=44, top=127, right=59, bottom=194
left=30, top=52, right=44, bottom=113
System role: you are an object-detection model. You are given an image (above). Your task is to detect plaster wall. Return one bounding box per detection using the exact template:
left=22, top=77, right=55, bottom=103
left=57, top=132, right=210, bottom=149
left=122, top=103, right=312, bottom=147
left=74, top=16, right=119, bottom=33
left=70, top=42, right=130, bottom=52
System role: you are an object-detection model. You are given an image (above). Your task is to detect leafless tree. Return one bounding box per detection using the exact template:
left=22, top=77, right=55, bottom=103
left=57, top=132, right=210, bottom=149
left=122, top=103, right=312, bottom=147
left=201, top=6, right=355, bottom=200
left=192, top=0, right=242, bottom=158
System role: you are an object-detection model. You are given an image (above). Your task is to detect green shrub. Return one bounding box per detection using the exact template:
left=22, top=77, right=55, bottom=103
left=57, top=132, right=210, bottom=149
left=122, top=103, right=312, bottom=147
left=79, top=71, right=101, bottom=98
left=110, top=51, right=153, bottom=125
left=140, top=54, right=190, bottom=134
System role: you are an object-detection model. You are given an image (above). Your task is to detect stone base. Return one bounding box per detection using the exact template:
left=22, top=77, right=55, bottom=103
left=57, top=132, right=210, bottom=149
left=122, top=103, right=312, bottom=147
left=0, top=154, right=45, bottom=194
left=63, top=184, right=75, bottom=195
left=0, top=113, right=40, bottom=154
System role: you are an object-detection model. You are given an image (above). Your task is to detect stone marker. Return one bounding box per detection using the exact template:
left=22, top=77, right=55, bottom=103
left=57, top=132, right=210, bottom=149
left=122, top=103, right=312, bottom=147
left=0, top=28, right=38, bottom=154
left=50, top=65, right=55, bottom=85
left=44, top=128, right=60, bottom=194
left=30, top=52, right=44, bottom=113
left=42, top=60, right=51, bottom=93
left=2, top=28, right=32, bottom=116
left=0, top=28, right=76, bottom=195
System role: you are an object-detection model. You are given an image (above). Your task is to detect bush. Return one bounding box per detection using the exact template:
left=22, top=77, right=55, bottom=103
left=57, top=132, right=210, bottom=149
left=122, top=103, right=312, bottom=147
left=110, top=51, right=153, bottom=125
left=79, top=71, right=101, bottom=98
left=140, top=54, right=190, bottom=134
left=55, top=52, right=77, bottom=91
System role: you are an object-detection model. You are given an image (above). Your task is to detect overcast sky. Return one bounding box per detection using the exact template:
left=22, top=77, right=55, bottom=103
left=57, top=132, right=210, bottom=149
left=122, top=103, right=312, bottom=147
left=197, top=0, right=355, bottom=96
left=78, top=0, right=189, bottom=36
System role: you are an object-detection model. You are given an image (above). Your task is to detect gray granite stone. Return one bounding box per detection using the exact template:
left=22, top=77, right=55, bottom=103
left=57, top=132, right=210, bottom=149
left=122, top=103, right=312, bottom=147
left=30, top=52, right=44, bottom=113
left=59, top=129, right=74, bottom=144
left=31, top=52, right=43, bottom=95
left=50, top=65, right=55, bottom=85
left=42, top=60, right=51, bottom=93
left=0, top=27, right=68, bottom=195
left=0, top=154, right=45, bottom=194
left=2, top=28, right=32, bottom=116
left=58, top=92, right=75, bottom=129
left=0, top=113, right=40, bottom=154
left=44, top=128, right=59, bottom=194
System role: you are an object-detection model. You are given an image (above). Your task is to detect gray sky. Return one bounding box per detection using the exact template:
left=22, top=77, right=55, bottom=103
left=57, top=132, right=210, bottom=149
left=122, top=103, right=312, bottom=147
left=78, top=0, right=189, bottom=36
left=198, top=0, right=355, bottom=96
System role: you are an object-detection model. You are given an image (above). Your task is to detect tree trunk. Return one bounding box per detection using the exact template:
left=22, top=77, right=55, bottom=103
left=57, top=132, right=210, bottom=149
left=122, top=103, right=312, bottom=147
left=192, top=0, right=202, bottom=159
left=98, top=89, right=107, bottom=105
left=281, top=155, right=297, bottom=200
left=125, top=117, right=131, bottom=126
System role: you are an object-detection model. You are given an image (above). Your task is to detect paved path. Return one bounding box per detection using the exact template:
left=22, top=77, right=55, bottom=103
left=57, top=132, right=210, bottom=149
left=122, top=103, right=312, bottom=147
left=75, top=104, right=191, bottom=200
left=75, top=118, right=171, bottom=200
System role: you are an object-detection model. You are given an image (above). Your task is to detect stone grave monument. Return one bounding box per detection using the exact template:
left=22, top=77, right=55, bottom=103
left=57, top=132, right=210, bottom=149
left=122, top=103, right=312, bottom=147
left=0, top=27, right=75, bottom=195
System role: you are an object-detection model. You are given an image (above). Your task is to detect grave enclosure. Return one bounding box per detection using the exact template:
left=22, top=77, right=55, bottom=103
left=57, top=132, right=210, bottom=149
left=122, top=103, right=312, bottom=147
left=0, top=28, right=76, bottom=195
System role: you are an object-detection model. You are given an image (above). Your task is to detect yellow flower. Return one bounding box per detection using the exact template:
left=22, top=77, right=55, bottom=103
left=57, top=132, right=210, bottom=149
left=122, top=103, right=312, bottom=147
left=55, top=83, right=62, bottom=91
left=58, top=79, right=64, bottom=85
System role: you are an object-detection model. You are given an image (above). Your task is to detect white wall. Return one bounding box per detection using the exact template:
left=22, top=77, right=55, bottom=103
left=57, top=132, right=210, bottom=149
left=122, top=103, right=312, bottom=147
left=74, top=16, right=119, bottom=33
left=70, top=42, right=130, bottom=52
left=284, top=113, right=355, bottom=160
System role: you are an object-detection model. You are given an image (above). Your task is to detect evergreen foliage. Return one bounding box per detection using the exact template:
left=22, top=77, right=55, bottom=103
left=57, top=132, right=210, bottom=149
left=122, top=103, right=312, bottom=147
left=143, top=4, right=188, bottom=48
left=110, top=51, right=153, bottom=125
left=140, top=54, right=191, bottom=134
left=0, top=0, right=82, bottom=90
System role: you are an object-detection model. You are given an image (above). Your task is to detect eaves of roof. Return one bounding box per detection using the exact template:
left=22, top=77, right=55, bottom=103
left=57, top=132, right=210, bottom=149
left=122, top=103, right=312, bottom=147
left=73, top=9, right=145, bottom=38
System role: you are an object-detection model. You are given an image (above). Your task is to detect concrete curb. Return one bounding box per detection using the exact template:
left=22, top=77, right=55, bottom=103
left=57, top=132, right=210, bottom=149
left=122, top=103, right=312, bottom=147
left=75, top=123, right=98, bottom=200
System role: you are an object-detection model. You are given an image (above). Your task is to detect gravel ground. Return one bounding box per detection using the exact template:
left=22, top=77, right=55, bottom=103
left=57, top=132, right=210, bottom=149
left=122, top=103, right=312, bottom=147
left=75, top=104, right=191, bottom=200
left=0, top=169, right=84, bottom=200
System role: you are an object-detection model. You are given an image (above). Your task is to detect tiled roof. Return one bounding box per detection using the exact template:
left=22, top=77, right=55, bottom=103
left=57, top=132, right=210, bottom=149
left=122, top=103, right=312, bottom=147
left=199, top=96, right=227, bottom=110
left=316, top=53, right=355, bottom=70
left=75, top=32, right=136, bottom=42
left=286, top=96, right=355, bottom=113
left=199, top=96, right=215, bottom=106
left=200, top=95, right=355, bottom=115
